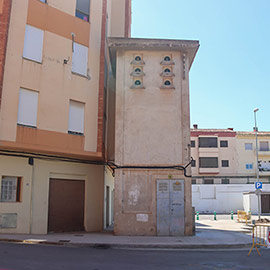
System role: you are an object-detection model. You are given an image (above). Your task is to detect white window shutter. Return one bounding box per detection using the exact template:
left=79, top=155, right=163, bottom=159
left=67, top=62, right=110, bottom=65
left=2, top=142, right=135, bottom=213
left=23, top=25, right=44, bottom=63
left=72, top=42, right=88, bottom=76
left=17, top=88, right=38, bottom=127
left=68, top=100, right=85, bottom=134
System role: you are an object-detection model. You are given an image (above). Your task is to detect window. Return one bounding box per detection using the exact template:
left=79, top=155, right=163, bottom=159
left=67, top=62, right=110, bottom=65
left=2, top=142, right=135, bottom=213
left=17, top=88, right=38, bottom=127
left=135, top=56, right=142, bottom=61
left=222, top=179, right=230, bottom=184
left=134, top=67, right=142, bottom=73
left=68, top=100, right=85, bottom=135
left=191, top=160, right=196, bottom=167
left=192, top=179, right=196, bottom=185
left=23, top=25, right=44, bottom=63
left=199, top=157, right=218, bottom=168
left=221, top=160, right=229, bottom=167
left=204, top=179, right=214, bottom=184
left=245, top=143, right=253, bottom=150
left=134, top=79, right=142, bottom=86
left=198, top=137, right=217, bottom=148
left=164, top=68, right=171, bottom=73
left=72, top=42, right=88, bottom=76
left=246, top=164, right=253, bottom=170
left=39, top=0, right=46, bottom=3
left=260, top=141, right=269, bottom=151
left=164, top=56, right=171, bottom=62
left=164, top=80, right=171, bottom=86
left=191, top=140, right=195, bottom=147
left=220, top=140, right=228, bottom=147
left=76, top=0, right=90, bottom=22
left=1, top=176, right=22, bottom=202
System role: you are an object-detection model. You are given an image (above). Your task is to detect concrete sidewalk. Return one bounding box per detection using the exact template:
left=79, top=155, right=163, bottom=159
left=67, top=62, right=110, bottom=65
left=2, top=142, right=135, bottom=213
left=0, top=218, right=254, bottom=249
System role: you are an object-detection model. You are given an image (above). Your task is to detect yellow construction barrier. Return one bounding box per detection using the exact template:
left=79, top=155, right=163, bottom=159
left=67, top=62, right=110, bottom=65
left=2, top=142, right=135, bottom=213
left=237, top=210, right=251, bottom=225
left=248, top=224, right=270, bottom=256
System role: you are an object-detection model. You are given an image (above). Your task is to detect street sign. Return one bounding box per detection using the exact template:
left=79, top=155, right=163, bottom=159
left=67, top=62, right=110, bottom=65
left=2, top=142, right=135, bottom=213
left=255, top=182, right=262, bottom=189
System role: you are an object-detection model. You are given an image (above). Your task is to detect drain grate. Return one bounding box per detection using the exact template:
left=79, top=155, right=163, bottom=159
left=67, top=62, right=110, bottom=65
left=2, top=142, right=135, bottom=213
left=58, top=240, right=70, bottom=243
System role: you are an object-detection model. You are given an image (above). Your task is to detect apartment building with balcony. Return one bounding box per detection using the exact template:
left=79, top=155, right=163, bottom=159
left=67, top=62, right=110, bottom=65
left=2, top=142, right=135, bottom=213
left=191, top=127, right=270, bottom=214
left=0, top=0, right=131, bottom=234
left=190, top=126, right=237, bottom=185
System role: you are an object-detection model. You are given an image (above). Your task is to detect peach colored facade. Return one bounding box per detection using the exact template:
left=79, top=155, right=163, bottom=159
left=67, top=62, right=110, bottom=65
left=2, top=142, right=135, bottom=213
left=0, top=0, right=130, bottom=234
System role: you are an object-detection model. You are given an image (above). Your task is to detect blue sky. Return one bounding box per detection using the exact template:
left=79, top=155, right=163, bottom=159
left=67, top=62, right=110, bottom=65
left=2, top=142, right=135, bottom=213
left=131, top=0, right=270, bottom=131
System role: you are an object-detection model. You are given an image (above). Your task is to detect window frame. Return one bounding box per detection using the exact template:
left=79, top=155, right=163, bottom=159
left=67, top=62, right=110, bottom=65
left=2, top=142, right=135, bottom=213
left=190, top=140, right=195, bottom=148
left=198, top=137, right=218, bottom=148
left=221, top=160, right=229, bottom=167
left=220, top=140, right=228, bottom=147
left=191, top=159, right=196, bottom=167
left=75, top=0, right=90, bottom=22
left=1, top=176, right=22, bottom=203
left=199, top=157, right=218, bottom=168
left=245, top=143, right=253, bottom=150
left=23, top=25, right=44, bottom=63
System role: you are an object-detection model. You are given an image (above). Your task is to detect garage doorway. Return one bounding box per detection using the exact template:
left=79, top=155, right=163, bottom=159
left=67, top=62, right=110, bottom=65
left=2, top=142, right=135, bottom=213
left=261, top=194, right=270, bottom=213
left=48, top=179, right=85, bottom=233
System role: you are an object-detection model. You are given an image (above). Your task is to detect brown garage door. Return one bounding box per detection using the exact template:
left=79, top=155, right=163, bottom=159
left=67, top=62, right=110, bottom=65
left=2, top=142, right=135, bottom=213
left=261, top=194, right=270, bottom=213
left=48, top=179, right=85, bottom=233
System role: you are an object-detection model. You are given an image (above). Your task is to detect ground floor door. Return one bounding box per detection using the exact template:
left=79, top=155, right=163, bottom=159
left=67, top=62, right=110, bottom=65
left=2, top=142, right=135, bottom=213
left=106, top=186, right=110, bottom=227
left=48, top=179, right=85, bottom=233
left=157, top=179, right=185, bottom=236
left=261, top=194, right=270, bottom=213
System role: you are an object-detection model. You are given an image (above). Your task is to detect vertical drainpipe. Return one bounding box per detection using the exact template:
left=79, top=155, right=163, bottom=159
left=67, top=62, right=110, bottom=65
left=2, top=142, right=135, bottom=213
left=28, top=157, right=34, bottom=234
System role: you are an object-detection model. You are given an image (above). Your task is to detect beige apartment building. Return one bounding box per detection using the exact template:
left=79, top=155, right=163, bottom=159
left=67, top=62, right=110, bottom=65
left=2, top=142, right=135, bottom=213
left=191, top=127, right=270, bottom=214
left=190, top=126, right=238, bottom=184
left=0, top=0, right=131, bottom=234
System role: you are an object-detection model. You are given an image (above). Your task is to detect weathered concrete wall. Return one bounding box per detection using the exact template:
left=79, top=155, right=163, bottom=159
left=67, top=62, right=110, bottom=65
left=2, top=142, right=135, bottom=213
left=114, top=169, right=192, bottom=236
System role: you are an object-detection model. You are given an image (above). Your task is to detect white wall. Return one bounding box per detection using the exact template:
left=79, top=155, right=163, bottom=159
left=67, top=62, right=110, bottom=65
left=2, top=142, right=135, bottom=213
left=192, top=184, right=270, bottom=213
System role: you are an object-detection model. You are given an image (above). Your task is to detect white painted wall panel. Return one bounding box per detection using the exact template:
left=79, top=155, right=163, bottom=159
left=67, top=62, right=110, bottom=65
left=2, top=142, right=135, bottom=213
left=72, top=42, right=88, bottom=76
left=17, top=88, right=38, bottom=127
left=23, top=25, right=44, bottom=63
left=68, top=100, right=85, bottom=134
left=192, top=184, right=270, bottom=214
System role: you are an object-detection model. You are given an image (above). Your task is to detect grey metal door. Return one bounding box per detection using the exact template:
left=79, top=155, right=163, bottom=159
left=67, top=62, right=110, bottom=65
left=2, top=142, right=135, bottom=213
left=157, top=179, right=184, bottom=236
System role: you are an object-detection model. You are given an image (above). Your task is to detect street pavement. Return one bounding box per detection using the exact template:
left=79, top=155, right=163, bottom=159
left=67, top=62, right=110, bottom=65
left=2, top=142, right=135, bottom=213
left=0, top=215, right=256, bottom=249
left=0, top=241, right=269, bottom=270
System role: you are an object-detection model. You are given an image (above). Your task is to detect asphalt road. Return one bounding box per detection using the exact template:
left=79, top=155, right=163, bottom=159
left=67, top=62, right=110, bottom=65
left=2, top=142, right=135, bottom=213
left=0, top=242, right=269, bottom=270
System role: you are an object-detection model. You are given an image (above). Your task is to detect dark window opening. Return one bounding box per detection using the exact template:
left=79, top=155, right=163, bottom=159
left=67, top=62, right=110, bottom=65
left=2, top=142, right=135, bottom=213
left=76, top=0, right=90, bottom=22
left=164, top=80, right=171, bottom=86
left=164, top=68, right=171, bottom=73
left=191, top=140, right=195, bottom=147
left=199, top=157, right=218, bottom=168
left=192, top=179, right=196, bottom=185
left=134, top=68, right=142, bottom=73
left=221, top=160, right=229, bottom=167
left=204, top=179, right=214, bottom=184
left=220, top=140, right=228, bottom=147
left=222, top=179, right=230, bottom=184
left=135, top=56, right=142, bottom=61
left=164, top=56, right=171, bottom=61
left=134, top=80, right=142, bottom=86
left=191, top=160, right=196, bottom=167
left=199, top=137, right=217, bottom=148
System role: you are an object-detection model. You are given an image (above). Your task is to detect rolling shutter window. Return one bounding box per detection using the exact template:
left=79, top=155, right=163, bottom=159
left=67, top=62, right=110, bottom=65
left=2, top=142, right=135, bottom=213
left=17, top=88, right=38, bottom=127
left=68, top=100, right=85, bottom=134
left=23, top=25, right=44, bottom=63
left=72, top=42, right=88, bottom=76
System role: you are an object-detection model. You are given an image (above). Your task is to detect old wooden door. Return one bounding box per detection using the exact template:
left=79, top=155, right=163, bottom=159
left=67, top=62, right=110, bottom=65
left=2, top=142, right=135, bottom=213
left=157, top=179, right=185, bottom=236
left=48, top=179, right=85, bottom=233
